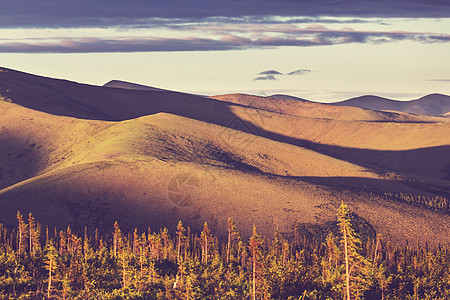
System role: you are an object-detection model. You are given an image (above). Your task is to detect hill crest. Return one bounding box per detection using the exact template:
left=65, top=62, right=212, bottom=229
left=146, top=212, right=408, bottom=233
left=103, top=80, right=168, bottom=92
left=332, top=93, right=450, bottom=116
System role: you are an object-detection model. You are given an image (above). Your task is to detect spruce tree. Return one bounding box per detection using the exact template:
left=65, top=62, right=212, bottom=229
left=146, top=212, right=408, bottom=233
left=249, top=224, right=263, bottom=300
left=45, top=240, right=58, bottom=299
left=16, top=211, right=28, bottom=256
left=322, top=231, right=342, bottom=298
left=227, top=218, right=238, bottom=264
left=28, top=213, right=40, bottom=257
left=176, top=221, right=186, bottom=264
left=337, top=202, right=373, bottom=300
left=200, top=222, right=212, bottom=264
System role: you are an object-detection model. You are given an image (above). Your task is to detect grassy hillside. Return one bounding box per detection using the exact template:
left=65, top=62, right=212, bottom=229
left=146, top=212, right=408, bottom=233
left=0, top=100, right=449, bottom=245
left=0, top=68, right=449, bottom=246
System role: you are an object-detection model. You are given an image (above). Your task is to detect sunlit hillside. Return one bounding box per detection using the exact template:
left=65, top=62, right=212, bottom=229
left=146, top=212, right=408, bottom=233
left=0, top=68, right=449, bottom=247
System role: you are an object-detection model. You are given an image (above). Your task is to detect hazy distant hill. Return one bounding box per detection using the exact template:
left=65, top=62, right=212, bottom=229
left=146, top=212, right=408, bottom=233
left=0, top=67, right=449, bottom=245
left=269, top=94, right=312, bottom=102
left=103, top=80, right=168, bottom=92
left=333, top=93, right=450, bottom=116
left=209, top=93, right=447, bottom=122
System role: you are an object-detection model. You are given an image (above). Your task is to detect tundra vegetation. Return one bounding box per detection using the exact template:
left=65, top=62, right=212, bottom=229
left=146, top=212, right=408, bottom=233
left=0, top=203, right=449, bottom=299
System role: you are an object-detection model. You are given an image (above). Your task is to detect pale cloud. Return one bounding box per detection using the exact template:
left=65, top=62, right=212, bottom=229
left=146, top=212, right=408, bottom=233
left=0, top=22, right=449, bottom=53
left=427, top=79, right=450, bottom=82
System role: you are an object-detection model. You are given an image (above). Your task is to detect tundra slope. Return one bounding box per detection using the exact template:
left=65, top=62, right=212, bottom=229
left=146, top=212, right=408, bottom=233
left=0, top=67, right=449, bottom=245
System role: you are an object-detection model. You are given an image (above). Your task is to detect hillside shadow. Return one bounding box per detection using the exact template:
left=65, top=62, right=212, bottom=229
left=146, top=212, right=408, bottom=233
left=209, top=147, right=450, bottom=199
left=289, top=176, right=450, bottom=199
left=2, top=69, right=449, bottom=186
left=220, top=114, right=450, bottom=183
left=0, top=133, right=44, bottom=190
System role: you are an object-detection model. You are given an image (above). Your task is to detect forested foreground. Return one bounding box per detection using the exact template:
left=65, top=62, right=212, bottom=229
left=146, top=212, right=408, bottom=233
left=0, top=204, right=449, bottom=300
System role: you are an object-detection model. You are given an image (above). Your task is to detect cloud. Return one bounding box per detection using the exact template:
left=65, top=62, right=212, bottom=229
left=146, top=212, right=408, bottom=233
left=254, top=68, right=312, bottom=81
left=258, top=70, right=283, bottom=75
left=0, top=37, right=242, bottom=53
left=254, top=75, right=277, bottom=81
left=1, top=1, right=450, bottom=28
left=286, top=69, right=312, bottom=75
left=427, top=79, right=450, bottom=82
left=1, top=2, right=449, bottom=54
left=0, top=25, right=449, bottom=53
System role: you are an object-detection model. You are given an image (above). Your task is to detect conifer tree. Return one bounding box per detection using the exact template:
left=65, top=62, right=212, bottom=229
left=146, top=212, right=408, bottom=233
left=119, top=245, right=132, bottom=291
left=151, top=233, right=163, bottom=261
left=322, top=231, right=341, bottom=287
left=28, top=213, right=40, bottom=257
left=249, top=224, right=263, bottom=300
left=113, top=221, right=122, bottom=258
left=1, top=212, right=449, bottom=299
left=133, top=228, right=139, bottom=256
left=227, top=218, right=239, bottom=264
left=337, top=202, right=373, bottom=300
left=160, top=227, right=173, bottom=261
left=137, top=233, right=148, bottom=292
left=45, top=240, right=58, bottom=299
left=61, top=273, right=73, bottom=300
left=200, top=222, right=212, bottom=264
left=16, top=211, right=28, bottom=255
left=176, top=221, right=186, bottom=264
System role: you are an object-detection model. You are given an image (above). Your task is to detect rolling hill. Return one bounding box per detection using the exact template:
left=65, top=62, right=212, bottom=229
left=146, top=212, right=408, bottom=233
left=332, top=93, right=450, bottom=116
left=0, top=67, right=449, bottom=246
left=269, top=94, right=312, bottom=102
left=210, top=93, right=447, bottom=123
left=0, top=67, right=240, bottom=122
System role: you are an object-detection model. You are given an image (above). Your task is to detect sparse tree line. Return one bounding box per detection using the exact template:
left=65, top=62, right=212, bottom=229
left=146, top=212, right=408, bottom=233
left=0, top=203, right=449, bottom=299
left=381, top=192, right=449, bottom=214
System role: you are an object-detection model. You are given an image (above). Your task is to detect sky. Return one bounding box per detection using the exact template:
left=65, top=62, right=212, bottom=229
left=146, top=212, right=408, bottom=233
left=0, top=0, right=450, bottom=102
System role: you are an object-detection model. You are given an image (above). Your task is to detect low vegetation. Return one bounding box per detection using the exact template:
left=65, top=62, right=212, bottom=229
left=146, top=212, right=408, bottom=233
left=0, top=95, right=12, bottom=103
left=1, top=203, right=449, bottom=299
left=382, top=192, right=449, bottom=214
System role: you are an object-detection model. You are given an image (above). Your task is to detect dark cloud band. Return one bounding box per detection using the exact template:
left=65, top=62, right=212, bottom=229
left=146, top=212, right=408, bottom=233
left=258, top=70, right=283, bottom=75
left=287, top=69, right=312, bottom=75
left=254, top=69, right=312, bottom=81
left=1, top=0, right=450, bottom=28
left=254, top=75, right=278, bottom=81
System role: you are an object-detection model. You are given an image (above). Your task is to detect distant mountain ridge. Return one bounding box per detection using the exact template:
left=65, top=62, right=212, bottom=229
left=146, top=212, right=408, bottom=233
left=331, top=93, right=450, bottom=116
left=269, top=94, right=312, bottom=102
left=101, top=79, right=450, bottom=117
left=268, top=92, right=450, bottom=116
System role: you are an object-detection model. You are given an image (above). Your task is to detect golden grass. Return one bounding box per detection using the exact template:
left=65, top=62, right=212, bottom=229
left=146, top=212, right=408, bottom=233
left=1, top=99, right=449, bottom=245
left=0, top=68, right=449, bottom=244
